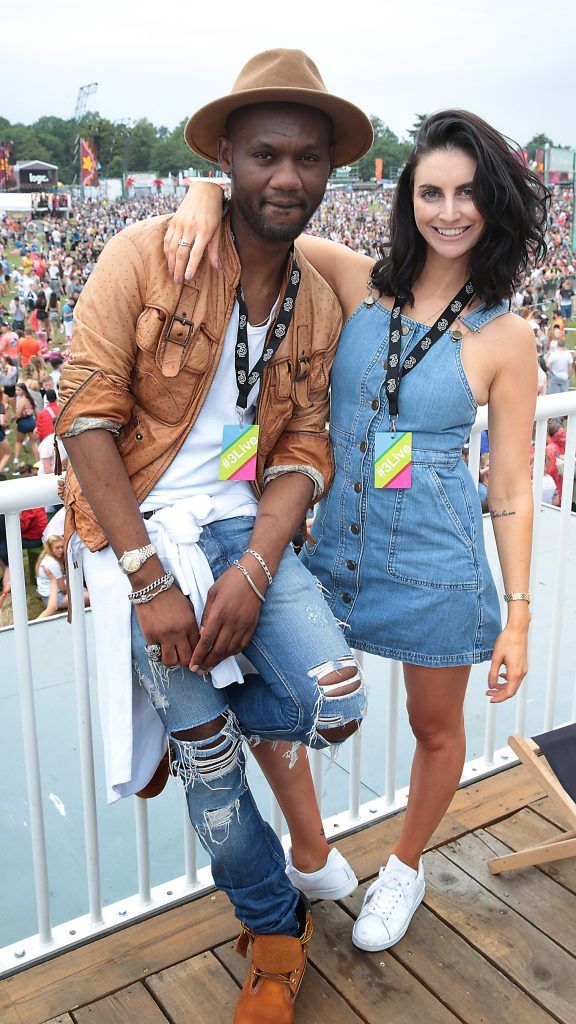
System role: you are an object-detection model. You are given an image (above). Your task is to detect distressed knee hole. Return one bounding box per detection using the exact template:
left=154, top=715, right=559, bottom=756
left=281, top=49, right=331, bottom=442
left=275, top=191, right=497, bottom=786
left=309, top=656, right=362, bottom=697
left=308, top=656, right=366, bottom=746
left=168, top=711, right=243, bottom=789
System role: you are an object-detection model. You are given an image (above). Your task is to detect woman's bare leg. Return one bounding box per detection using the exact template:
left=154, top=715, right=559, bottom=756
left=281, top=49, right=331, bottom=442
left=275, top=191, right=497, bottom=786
left=250, top=741, right=330, bottom=872
left=390, top=663, right=470, bottom=869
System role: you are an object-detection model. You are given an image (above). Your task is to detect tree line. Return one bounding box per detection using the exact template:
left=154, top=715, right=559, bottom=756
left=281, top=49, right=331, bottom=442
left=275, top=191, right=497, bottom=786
left=0, top=110, right=559, bottom=184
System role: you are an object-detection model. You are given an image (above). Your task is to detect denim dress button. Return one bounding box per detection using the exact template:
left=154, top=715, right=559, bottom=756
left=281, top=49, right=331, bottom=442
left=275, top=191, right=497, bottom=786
left=346, top=560, right=356, bottom=571
left=350, top=524, right=360, bottom=535
left=359, top=441, right=367, bottom=452
left=342, top=593, right=352, bottom=603
left=354, top=482, right=361, bottom=493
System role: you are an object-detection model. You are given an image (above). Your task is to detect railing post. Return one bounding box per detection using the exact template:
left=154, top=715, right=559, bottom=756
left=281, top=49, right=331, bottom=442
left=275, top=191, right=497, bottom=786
left=5, top=512, right=53, bottom=947
left=68, top=555, right=103, bottom=925
left=544, top=411, right=576, bottom=730
left=385, top=659, right=400, bottom=806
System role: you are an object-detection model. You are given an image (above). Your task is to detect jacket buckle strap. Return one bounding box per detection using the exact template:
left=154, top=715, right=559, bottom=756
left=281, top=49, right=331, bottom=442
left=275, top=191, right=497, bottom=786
left=296, top=355, right=310, bottom=381
left=165, top=313, right=194, bottom=346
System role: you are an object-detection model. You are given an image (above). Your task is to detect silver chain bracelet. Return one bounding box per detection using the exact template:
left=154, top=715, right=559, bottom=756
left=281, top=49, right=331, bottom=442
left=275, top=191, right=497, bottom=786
left=244, top=548, right=273, bottom=587
left=233, top=560, right=266, bottom=602
left=128, top=571, right=175, bottom=605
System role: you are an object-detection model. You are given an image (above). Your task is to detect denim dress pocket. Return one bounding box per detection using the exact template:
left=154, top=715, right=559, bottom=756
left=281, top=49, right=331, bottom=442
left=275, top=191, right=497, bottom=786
left=387, top=464, right=479, bottom=590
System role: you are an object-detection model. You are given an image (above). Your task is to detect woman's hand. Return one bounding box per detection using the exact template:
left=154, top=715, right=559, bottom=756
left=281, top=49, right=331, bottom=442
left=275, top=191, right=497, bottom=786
left=486, top=621, right=530, bottom=703
left=164, top=182, right=224, bottom=284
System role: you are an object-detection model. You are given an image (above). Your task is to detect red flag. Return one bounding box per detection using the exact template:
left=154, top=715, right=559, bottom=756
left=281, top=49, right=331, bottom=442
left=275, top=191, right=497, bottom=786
left=81, top=138, right=99, bottom=187
left=0, top=144, right=11, bottom=190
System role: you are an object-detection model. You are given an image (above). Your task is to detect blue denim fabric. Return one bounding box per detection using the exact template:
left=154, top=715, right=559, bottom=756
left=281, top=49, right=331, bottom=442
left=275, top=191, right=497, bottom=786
left=131, top=516, right=366, bottom=936
left=301, top=300, right=508, bottom=666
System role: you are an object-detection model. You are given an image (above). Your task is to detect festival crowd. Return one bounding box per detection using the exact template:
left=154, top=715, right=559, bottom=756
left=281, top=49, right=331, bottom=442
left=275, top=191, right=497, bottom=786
left=0, top=185, right=574, bottom=618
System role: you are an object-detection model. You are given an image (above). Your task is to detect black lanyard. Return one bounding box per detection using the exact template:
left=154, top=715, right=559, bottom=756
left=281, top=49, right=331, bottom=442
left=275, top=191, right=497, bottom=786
left=385, top=280, right=474, bottom=422
left=235, top=249, right=301, bottom=416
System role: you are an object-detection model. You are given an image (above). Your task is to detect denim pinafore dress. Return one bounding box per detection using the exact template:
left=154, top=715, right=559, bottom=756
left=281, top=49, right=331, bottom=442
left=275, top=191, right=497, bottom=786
left=301, top=297, right=507, bottom=666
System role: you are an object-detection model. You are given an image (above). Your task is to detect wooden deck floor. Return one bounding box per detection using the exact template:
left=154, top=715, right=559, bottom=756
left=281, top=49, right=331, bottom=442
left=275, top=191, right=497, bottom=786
left=3, top=764, right=576, bottom=1024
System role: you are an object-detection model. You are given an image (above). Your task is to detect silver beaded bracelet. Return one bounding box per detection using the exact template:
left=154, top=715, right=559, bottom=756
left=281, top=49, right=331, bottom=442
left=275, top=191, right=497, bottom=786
left=233, top=560, right=266, bottom=602
left=128, top=571, right=175, bottom=605
left=244, top=548, right=273, bottom=587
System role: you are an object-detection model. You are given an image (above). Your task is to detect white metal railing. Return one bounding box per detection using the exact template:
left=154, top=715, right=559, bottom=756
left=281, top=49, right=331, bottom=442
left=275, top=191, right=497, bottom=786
left=1, top=391, right=575, bottom=976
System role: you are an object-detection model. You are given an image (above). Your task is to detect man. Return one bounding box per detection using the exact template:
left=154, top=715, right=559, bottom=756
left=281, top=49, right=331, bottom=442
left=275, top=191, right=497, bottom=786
left=17, top=329, right=41, bottom=367
left=57, top=50, right=372, bottom=1024
left=61, top=295, right=75, bottom=344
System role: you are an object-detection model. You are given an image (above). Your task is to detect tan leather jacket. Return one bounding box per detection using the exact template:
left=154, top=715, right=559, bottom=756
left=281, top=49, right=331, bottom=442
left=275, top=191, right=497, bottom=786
left=56, top=212, right=342, bottom=551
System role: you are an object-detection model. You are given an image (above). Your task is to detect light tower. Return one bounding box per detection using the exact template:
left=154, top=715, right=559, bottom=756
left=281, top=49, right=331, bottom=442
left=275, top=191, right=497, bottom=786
left=74, top=83, right=98, bottom=122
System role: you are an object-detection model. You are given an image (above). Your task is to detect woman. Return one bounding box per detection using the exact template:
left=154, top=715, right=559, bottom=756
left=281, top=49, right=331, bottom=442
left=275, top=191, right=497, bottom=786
left=0, top=385, right=10, bottom=473
left=13, top=381, right=39, bottom=463
left=164, top=108, right=545, bottom=950
left=48, top=291, right=60, bottom=344
left=36, top=534, right=68, bottom=611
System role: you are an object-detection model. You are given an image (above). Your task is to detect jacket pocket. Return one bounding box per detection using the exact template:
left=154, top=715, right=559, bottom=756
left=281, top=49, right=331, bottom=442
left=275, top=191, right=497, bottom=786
left=387, top=465, right=479, bottom=590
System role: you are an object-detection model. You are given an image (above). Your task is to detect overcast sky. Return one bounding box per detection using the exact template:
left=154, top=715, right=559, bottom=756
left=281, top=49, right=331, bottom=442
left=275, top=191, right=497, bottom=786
left=3, top=0, right=575, bottom=149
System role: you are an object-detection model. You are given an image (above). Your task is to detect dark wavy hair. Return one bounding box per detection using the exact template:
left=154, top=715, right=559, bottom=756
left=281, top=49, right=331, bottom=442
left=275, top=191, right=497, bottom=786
left=371, top=110, right=550, bottom=309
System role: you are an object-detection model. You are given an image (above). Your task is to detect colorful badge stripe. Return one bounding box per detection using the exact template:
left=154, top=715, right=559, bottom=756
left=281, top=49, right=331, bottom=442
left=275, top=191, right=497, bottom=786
left=374, top=431, right=413, bottom=489
left=219, top=424, right=260, bottom=481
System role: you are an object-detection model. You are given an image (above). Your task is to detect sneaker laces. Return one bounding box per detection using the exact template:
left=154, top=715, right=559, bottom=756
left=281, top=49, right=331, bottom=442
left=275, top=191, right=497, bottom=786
left=365, top=870, right=408, bottom=920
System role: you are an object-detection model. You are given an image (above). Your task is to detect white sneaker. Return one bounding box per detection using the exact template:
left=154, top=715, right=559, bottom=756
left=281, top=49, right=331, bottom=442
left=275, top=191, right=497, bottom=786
left=352, top=854, right=425, bottom=951
left=286, top=847, right=358, bottom=900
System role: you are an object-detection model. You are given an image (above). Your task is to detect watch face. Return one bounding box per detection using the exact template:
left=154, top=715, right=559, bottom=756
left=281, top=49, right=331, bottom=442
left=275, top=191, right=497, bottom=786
left=122, top=552, right=141, bottom=573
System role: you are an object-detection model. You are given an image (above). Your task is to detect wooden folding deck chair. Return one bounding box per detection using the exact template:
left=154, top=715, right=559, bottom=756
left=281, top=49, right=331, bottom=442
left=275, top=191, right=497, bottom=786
left=489, top=723, right=576, bottom=874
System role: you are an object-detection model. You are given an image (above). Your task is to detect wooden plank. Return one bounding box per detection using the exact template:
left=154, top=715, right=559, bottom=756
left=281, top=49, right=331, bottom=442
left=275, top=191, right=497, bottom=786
left=531, top=795, right=576, bottom=831
left=487, top=808, right=576, bottom=893
left=216, top=939, right=362, bottom=1023
left=342, top=886, right=553, bottom=1024
left=3, top=892, right=238, bottom=1024
left=43, top=1018, right=73, bottom=1024
left=146, top=952, right=239, bottom=1024
left=423, top=849, right=576, bottom=1023
left=440, top=831, right=576, bottom=955
left=337, top=764, right=546, bottom=882
left=0, top=986, right=24, bottom=1024
left=73, top=983, right=168, bottom=1024
left=307, top=900, right=459, bottom=1023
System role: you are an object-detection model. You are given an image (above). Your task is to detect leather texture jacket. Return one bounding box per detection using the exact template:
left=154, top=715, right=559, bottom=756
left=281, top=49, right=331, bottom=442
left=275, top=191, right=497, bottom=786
left=56, top=212, right=342, bottom=551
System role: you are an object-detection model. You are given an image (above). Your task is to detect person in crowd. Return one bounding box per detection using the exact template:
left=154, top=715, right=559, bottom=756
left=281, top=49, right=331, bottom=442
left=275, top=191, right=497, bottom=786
left=558, top=277, right=574, bottom=321
left=48, top=291, right=60, bottom=344
left=35, top=534, right=69, bottom=610
left=56, top=49, right=371, bottom=1024
left=17, top=330, right=41, bottom=368
left=13, top=382, right=39, bottom=463
left=0, top=385, right=10, bottom=472
left=171, top=106, right=544, bottom=955
left=546, top=336, right=574, bottom=393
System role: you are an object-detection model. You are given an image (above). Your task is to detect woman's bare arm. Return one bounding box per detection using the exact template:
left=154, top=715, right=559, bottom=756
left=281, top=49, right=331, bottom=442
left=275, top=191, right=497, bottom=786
left=484, top=315, right=536, bottom=703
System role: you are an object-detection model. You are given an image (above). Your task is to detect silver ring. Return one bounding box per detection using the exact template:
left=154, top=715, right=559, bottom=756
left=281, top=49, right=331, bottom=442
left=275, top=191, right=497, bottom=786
left=178, top=239, right=193, bottom=248
left=145, top=643, right=162, bottom=662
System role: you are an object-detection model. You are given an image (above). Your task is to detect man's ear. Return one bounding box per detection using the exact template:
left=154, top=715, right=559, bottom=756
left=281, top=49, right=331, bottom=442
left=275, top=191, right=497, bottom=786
left=218, top=136, right=232, bottom=174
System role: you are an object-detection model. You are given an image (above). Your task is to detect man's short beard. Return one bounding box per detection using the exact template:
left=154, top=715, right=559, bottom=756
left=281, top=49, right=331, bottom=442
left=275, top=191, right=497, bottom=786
left=231, top=186, right=319, bottom=242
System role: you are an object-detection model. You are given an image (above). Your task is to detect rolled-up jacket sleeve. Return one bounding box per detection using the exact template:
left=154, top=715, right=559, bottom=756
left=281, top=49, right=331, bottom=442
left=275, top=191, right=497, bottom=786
left=56, top=230, right=146, bottom=438
left=263, top=310, right=342, bottom=503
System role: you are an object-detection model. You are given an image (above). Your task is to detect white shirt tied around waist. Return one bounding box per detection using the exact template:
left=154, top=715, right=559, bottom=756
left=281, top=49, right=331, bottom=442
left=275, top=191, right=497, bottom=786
left=76, top=494, right=248, bottom=803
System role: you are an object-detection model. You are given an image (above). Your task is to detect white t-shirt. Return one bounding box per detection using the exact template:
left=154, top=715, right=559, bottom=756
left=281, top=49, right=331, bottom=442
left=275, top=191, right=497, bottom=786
left=38, top=432, right=67, bottom=474
left=547, top=349, right=573, bottom=380
left=36, top=554, right=64, bottom=597
left=142, top=298, right=277, bottom=521
left=542, top=474, right=557, bottom=504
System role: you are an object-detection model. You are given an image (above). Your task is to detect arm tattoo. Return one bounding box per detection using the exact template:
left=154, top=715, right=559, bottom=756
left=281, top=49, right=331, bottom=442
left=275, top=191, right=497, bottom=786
left=490, top=510, right=516, bottom=520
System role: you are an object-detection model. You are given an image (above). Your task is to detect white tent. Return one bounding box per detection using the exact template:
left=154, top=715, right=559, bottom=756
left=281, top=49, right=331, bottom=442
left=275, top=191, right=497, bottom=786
left=0, top=193, right=33, bottom=213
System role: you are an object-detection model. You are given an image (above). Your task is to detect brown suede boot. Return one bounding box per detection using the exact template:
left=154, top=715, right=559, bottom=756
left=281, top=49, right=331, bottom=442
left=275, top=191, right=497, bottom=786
left=233, top=909, right=314, bottom=1023
left=136, top=750, right=170, bottom=799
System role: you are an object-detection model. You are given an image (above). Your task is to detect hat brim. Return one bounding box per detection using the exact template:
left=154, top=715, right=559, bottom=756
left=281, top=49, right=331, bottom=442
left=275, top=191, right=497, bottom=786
left=185, top=88, right=374, bottom=168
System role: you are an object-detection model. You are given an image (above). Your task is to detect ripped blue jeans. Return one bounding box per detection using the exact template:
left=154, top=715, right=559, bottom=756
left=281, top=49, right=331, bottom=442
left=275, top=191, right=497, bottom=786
left=131, top=516, right=366, bottom=937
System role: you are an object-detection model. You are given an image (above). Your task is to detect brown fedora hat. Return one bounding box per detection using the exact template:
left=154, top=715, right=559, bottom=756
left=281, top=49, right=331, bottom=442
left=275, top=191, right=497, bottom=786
left=185, top=49, right=373, bottom=168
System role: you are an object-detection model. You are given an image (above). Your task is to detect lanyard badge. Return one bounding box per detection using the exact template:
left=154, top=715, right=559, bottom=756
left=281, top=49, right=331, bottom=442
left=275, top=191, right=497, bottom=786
left=219, top=423, right=260, bottom=481
left=376, top=279, right=474, bottom=489
left=374, top=431, right=413, bottom=488
left=221, top=248, right=302, bottom=484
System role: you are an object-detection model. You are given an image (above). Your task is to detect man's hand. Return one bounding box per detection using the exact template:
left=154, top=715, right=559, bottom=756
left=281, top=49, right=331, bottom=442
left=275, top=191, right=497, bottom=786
left=190, top=564, right=264, bottom=674
left=136, top=584, right=200, bottom=668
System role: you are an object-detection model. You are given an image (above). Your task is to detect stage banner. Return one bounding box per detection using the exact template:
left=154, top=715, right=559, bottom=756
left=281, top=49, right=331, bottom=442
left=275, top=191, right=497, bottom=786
left=81, top=138, right=99, bottom=187
left=0, top=144, right=11, bottom=190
